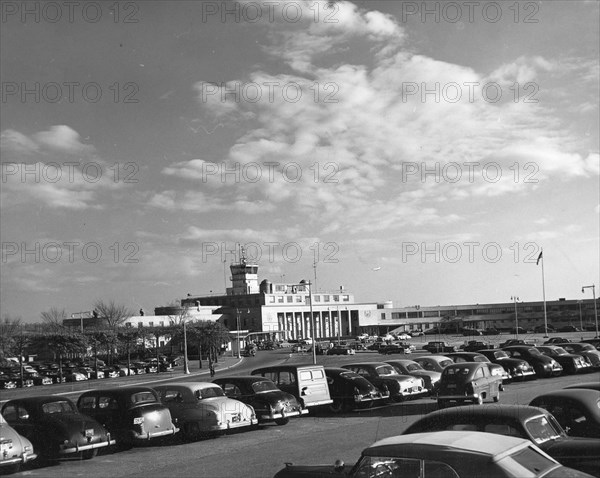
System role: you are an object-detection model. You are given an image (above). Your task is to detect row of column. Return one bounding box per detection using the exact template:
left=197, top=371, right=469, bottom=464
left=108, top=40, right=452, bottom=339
left=277, top=310, right=352, bottom=340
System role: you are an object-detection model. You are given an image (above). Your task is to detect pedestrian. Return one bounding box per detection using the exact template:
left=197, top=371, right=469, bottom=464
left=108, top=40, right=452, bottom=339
left=209, top=362, right=215, bottom=377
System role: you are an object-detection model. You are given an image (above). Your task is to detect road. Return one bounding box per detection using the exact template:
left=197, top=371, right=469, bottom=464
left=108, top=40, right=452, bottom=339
left=5, top=348, right=599, bottom=478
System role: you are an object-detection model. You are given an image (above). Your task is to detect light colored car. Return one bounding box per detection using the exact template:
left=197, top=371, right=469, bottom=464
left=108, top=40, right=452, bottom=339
left=0, top=412, right=37, bottom=474
left=385, top=359, right=441, bottom=395
left=273, top=431, right=593, bottom=478
left=153, top=382, right=258, bottom=440
left=413, top=355, right=454, bottom=373
left=437, top=362, right=502, bottom=407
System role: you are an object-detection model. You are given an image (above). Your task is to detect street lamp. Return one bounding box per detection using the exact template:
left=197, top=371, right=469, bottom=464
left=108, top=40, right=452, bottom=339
left=582, top=285, right=599, bottom=338
left=511, top=296, right=519, bottom=339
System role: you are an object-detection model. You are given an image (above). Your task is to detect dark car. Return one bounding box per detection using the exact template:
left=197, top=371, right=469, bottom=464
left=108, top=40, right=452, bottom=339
left=1, top=396, right=114, bottom=461
left=478, top=349, right=537, bottom=381
left=536, top=345, right=592, bottom=374
left=502, top=345, right=563, bottom=378
left=558, top=343, right=600, bottom=368
left=499, top=338, right=528, bottom=348
left=323, top=368, right=388, bottom=413
left=402, top=404, right=600, bottom=477
left=77, top=386, right=179, bottom=447
left=378, top=343, right=409, bottom=355
left=558, top=325, right=581, bottom=333
left=535, top=325, right=556, bottom=333
left=462, top=340, right=493, bottom=352
left=273, top=431, right=593, bottom=478
left=443, top=352, right=509, bottom=388
left=384, top=359, right=441, bottom=395
left=437, top=362, right=502, bottom=407
left=341, top=362, right=426, bottom=402
left=530, top=389, right=600, bottom=439
left=422, top=341, right=457, bottom=353
left=213, top=376, right=307, bottom=425
left=482, top=327, right=500, bottom=335
left=564, top=382, right=600, bottom=392
left=544, top=337, right=571, bottom=344
left=461, top=328, right=483, bottom=336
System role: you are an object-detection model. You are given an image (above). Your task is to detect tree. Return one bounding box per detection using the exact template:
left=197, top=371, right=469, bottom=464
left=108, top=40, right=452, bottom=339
left=40, top=307, right=68, bottom=332
left=40, top=332, right=87, bottom=383
left=0, top=315, right=22, bottom=361
left=93, top=300, right=132, bottom=329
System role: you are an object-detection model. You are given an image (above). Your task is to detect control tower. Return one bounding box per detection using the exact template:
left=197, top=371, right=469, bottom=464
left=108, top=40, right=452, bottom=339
left=226, top=246, right=259, bottom=295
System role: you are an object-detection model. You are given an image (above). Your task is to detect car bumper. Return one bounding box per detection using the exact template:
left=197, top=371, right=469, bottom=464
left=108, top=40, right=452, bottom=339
left=437, top=393, right=481, bottom=402
left=211, top=418, right=258, bottom=431
left=132, top=427, right=179, bottom=441
left=513, top=369, right=536, bottom=378
left=396, top=386, right=427, bottom=398
left=1, top=451, right=37, bottom=466
left=59, top=438, right=116, bottom=454
left=260, top=409, right=308, bottom=421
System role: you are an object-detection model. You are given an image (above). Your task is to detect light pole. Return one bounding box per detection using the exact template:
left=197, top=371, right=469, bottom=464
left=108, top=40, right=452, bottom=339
left=511, top=296, right=519, bottom=339
left=578, top=300, right=583, bottom=332
left=236, top=308, right=241, bottom=359
left=582, top=285, right=598, bottom=338
left=308, top=281, right=316, bottom=365
left=182, top=318, right=190, bottom=375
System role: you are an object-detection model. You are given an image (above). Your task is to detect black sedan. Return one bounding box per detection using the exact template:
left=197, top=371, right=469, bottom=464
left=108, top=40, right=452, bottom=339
left=478, top=349, right=537, bottom=381
left=402, top=404, right=600, bottom=477
left=1, top=396, right=114, bottom=461
left=530, top=389, right=600, bottom=439
left=323, top=368, right=388, bottom=413
left=536, top=345, right=592, bottom=374
left=502, top=345, right=563, bottom=378
left=213, top=376, right=307, bottom=425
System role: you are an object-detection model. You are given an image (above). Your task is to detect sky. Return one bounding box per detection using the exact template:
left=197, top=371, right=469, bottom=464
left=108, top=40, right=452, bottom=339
left=1, top=0, right=598, bottom=323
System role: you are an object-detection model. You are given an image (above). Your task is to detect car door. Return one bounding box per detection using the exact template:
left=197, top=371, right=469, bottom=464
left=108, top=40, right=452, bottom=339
left=1, top=403, right=37, bottom=446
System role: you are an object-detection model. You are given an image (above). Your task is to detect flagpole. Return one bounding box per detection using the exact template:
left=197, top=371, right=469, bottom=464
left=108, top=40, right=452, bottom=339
left=540, top=248, right=549, bottom=338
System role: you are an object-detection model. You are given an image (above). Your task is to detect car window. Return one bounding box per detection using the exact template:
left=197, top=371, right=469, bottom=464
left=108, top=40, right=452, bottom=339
left=251, top=380, right=278, bottom=393
left=439, top=360, right=453, bottom=368
left=197, top=387, right=226, bottom=399
left=498, top=446, right=557, bottom=477
left=524, top=415, right=563, bottom=443
left=375, top=365, right=396, bottom=376
left=79, top=396, right=97, bottom=410
left=311, top=369, right=324, bottom=379
left=42, top=400, right=75, bottom=414
left=446, top=424, right=478, bottom=431
left=494, top=351, right=509, bottom=359
left=484, top=423, right=522, bottom=437
left=2, top=404, right=19, bottom=421
left=353, top=456, right=422, bottom=478
left=424, top=460, right=460, bottom=478
left=163, top=390, right=184, bottom=403
left=417, top=360, right=434, bottom=371
left=130, top=391, right=157, bottom=404
left=279, top=371, right=296, bottom=386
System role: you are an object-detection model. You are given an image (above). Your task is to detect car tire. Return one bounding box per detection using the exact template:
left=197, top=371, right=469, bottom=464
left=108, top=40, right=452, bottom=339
left=493, top=393, right=500, bottom=403
left=475, top=395, right=484, bottom=405
left=81, top=448, right=98, bottom=460
left=329, top=399, right=347, bottom=414
left=274, top=417, right=290, bottom=426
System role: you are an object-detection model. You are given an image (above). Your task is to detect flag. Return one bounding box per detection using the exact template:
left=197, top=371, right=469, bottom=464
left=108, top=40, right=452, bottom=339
left=536, top=250, right=543, bottom=265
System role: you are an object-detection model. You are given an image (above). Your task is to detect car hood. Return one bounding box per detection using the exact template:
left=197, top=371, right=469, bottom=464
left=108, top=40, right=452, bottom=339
left=542, top=437, right=600, bottom=458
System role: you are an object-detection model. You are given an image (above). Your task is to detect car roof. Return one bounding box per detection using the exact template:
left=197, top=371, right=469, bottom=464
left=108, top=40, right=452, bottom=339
left=3, top=395, right=75, bottom=406
left=80, top=386, right=156, bottom=396
left=532, top=389, right=600, bottom=405
left=213, top=375, right=270, bottom=383
left=342, top=362, right=394, bottom=367
left=415, top=355, right=451, bottom=361
left=153, top=382, right=220, bottom=391
left=444, top=362, right=482, bottom=370
left=410, top=404, right=550, bottom=423
left=366, top=431, right=532, bottom=459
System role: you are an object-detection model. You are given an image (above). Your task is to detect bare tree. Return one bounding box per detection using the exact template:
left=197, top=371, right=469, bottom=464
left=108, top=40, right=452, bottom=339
left=0, top=315, right=22, bottom=361
left=93, top=300, right=132, bottom=329
left=40, top=307, right=68, bottom=332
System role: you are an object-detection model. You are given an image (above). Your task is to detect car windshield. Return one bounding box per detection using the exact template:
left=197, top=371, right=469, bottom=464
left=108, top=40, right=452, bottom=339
left=340, top=371, right=362, bottom=380
left=251, top=380, right=279, bottom=393
left=375, top=365, right=397, bottom=376
left=439, top=360, right=453, bottom=368
left=553, top=347, right=568, bottom=355
left=42, top=400, right=76, bottom=414
left=498, top=445, right=558, bottom=477
left=130, top=391, right=158, bottom=404
left=197, top=387, right=226, bottom=399
left=524, top=415, right=564, bottom=443
left=527, top=348, right=542, bottom=355
left=406, top=363, right=422, bottom=372
left=494, top=351, right=509, bottom=359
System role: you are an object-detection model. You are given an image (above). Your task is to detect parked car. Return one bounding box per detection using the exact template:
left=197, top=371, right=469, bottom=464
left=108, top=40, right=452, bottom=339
left=100, top=367, right=119, bottom=378
left=477, top=349, right=537, bottom=381
left=564, top=382, right=600, bottom=392
left=559, top=343, right=600, bottom=368
left=581, top=338, right=600, bottom=350
left=273, top=431, right=593, bottom=478
left=1, top=396, right=114, bottom=461
left=251, top=365, right=333, bottom=409
left=558, top=325, right=582, bottom=333
left=402, top=404, right=600, bottom=477
left=413, top=355, right=454, bottom=374
left=395, top=333, right=411, bottom=340
left=0, top=412, right=37, bottom=474
left=462, top=340, right=493, bottom=352
left=482, top=327, right=500, bottom=335
left=437, top=362, right=502, bottom=407
left=384, top=359, right=441, bottom=396
left=461, top=327, right=483, bottom=336
left=530, top=389, right=600, bottom=439
left=322, top=368, right=389, bottom=413
left=23, top=370, right=53, bottom=386
left=0, top=374, right=17, bottom=389
left=422, top=341, right=457, bottom=353
left=544, top=337, right=571, bottom=344
left=502, top=345, right=563, bottom=378
left=535, top=325, right=556, bottom=333
left=536, top=345, right=591, bottom=374
left=378, top=343, right=409, bottom=355
left=509, top=326, right=529, bottom=334
left=77, top=386, right=179, bottom=447
left=499, top=338, right=529, bottom=348
left=341, top=362, right=426, bottom=402
left=327, top=345, right=355, bottom=356
left=153, top=382, right=257, bottom=440
left=213, top=376, right=307, bottom=425
left=64, top=369, right=88, bottom=382
left=444, top=352, right=509, bottom=388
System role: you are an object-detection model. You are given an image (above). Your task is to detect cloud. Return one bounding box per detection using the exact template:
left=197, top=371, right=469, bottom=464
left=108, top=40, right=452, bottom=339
left=32, top=125, right=95, bottom=154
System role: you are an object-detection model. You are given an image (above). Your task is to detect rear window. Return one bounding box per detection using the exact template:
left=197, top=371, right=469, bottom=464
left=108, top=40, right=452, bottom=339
left=42, top=400, right=76, bottom=414
left=375, top=365, right=396, bottom=376
left=130, top=391, right=158, bottom=404
left=251, top=380, right=279, bottom=393
left=498, top=446, right=557, bottom=476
